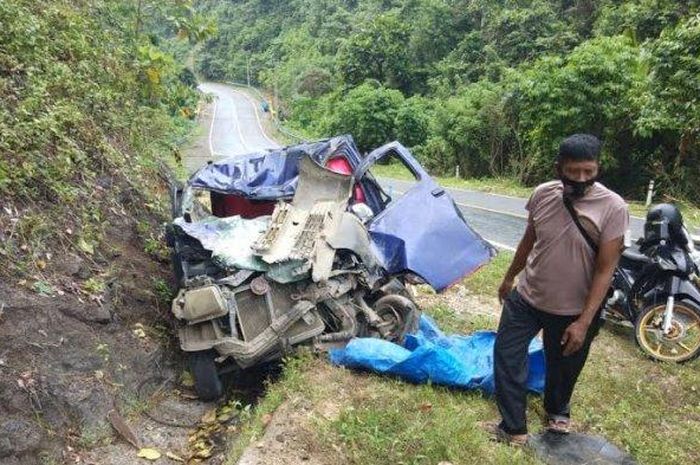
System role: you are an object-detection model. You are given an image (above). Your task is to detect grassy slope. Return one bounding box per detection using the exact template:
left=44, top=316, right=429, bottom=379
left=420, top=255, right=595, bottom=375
left=227, top=251, right=700, bottom=465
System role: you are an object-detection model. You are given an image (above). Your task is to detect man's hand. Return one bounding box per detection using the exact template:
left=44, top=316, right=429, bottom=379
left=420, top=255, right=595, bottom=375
left=561, top=319, right=590, bottom=356
left=498, top=278, right=514, bottom=304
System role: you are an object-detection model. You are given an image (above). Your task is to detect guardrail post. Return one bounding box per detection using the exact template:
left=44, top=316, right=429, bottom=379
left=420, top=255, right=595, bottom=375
left=645, top=179, right=655, bottom=208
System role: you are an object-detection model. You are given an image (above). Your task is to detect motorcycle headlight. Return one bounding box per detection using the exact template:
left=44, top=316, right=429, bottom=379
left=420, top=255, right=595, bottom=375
left=655, top=256, right=676, bottom=271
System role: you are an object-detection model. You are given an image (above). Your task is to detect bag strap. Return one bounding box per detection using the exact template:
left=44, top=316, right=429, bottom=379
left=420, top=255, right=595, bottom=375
left=563, top=196, right=599, bottom=254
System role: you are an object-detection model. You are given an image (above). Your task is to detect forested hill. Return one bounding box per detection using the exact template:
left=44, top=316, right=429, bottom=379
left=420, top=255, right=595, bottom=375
left=198, top=0, right=700, bottom=202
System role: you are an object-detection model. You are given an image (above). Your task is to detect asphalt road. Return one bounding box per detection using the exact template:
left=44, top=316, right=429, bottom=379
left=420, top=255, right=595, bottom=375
left=198, top=82, right=649, bottom=251
left=200, top=82, right=280, bottom=156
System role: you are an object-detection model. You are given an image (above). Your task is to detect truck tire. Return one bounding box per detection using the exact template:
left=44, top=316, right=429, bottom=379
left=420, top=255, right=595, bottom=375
left=189, top=350, right=223, bottom=401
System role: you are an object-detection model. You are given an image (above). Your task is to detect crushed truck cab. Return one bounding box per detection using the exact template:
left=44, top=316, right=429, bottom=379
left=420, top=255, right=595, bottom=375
left=165, top=135, right=494, bottom=400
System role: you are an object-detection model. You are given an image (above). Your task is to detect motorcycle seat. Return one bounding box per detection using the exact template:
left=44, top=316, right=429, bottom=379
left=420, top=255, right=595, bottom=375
left=622, top=247, right=652, bottom=264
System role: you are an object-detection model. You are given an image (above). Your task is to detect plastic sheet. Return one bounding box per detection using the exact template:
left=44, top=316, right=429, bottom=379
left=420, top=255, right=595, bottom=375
left=530, top=432, right=637, bottom=465
left=330, top=315, right=545, bottom=394
left=188, top=136, right=362, bottom=200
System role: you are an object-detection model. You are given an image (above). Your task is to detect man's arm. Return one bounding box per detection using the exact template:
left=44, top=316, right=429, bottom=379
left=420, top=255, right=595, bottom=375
left=561, top=236, right=624, bottom=356
left=498, top=222, right=536, bottom=303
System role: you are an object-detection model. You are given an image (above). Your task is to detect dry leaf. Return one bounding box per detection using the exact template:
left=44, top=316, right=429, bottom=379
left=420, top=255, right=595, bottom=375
left=194, top=448, right=212, bottom=459
left=201, top=409, right=217, bottom=424
left=261, top=413, right=273, bottom=426
left=179, top=371, right=194, bottom=388
left=165, top=451, right=184, bottom=462
left=36, top=259, right=47, bottom=270
left=419, top=402, right=433, bottom=413
left=137, top=448, right=161, bottom=460
left=108, top=410, right=141, bottom=449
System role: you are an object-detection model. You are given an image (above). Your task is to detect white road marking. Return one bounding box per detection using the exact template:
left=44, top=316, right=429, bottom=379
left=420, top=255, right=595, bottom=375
left=208, top=95, right=218, bottom=157
left=230, top=88, right=279, bottom=148
left=230, top=92, right=251, bottom=154
left=485, top=239, right=516, bottom=252
left=455, top=201, right=528, bottom=219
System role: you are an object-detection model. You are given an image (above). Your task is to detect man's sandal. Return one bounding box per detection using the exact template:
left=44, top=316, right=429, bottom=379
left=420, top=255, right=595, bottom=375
left=479, top=421, right=528, bottom=447
left=546, top=415, right=571, bottom=434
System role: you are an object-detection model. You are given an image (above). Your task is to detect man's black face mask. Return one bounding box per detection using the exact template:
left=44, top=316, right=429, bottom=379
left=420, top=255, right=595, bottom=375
left=560, top=175, right=596, bottom=199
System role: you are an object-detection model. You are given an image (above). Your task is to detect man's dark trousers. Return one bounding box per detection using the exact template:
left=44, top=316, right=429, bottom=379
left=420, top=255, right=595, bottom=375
left=494, top=290, right=601, bottom=435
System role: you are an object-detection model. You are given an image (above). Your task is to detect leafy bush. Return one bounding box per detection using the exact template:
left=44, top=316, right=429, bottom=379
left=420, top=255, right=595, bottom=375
left=324, top=82, right=405, bottom=152
left=0, top=0, right=207, bottom=275
left=419, top=81, right=516, bottom=178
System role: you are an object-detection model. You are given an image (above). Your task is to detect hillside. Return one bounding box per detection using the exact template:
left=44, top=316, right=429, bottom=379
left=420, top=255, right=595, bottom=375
left=198, top=0, right=700, bottom=203
left=0, top=1, right=210, bottom=463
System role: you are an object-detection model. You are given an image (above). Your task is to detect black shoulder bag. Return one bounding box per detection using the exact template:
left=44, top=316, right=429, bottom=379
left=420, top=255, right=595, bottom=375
left=563, top=196, right=599, bottom=254
left=563, top=196, right=606, bottom=327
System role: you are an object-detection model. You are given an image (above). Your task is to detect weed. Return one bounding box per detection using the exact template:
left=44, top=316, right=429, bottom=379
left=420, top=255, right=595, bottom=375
left=31, top=280, right=55, bottom=296
left=152, top=278, right=174, bottom=305
left=120, top=391, right=151, bottom=419
left=76, top=421, right=112, bottom=449
left=95, top=343, right=110, bottom=363
left=82, top=277, right=106, bottom=296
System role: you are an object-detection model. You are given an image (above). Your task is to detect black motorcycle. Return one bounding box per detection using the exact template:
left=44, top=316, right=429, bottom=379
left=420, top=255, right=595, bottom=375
left=604, top=204, right=700, bottom=363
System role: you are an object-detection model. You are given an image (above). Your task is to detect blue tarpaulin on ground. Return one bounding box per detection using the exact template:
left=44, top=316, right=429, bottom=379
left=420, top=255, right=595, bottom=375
left=329, top=315, right=545, bottom=394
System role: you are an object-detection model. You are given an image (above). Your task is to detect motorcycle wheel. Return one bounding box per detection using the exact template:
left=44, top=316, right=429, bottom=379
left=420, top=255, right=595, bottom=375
left=189, top=350, right=223, bottom=401
left=634, top=300, right=700, bottom=363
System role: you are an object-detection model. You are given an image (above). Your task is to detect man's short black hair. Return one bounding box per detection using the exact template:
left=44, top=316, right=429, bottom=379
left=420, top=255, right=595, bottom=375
left=557, top=134, right=601, bottom=163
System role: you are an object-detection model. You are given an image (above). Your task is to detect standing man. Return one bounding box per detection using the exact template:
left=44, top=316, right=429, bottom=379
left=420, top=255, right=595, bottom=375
left=490, top=134, right=629, bottom=445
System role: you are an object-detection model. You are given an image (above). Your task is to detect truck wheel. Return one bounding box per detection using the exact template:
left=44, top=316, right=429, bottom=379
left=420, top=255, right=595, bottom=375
left=189, top=350, right=223, bottom=401
left=373, top=295, right=420, bottom=344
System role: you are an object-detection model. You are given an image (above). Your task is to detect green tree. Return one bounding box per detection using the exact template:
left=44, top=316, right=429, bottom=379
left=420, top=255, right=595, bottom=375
left=482, top=0, right=578, bottom=65
left=336, top=12, right=412, bottom=92
left=634, top=14, right=700, bottom=197
left=325, top=82, right=405, bottom=151
left=514, top=36, right=645, bottom=189
left=394, top=96, right=432, bottom=148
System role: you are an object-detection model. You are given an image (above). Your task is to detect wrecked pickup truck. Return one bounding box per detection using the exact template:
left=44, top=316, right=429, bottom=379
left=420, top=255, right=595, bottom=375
left=165, top=135, right=495, bottom=400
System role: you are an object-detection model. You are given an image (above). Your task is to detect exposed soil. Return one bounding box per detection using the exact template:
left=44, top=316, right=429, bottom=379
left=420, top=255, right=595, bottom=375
left=0, top=98, right=274, bottom=465
left=0, top=206, right=184, bottom=464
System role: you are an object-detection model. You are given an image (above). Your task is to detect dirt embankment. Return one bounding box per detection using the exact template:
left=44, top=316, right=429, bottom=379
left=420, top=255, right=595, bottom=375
left=0, top=100, right=239, bottom=465
left=0, top=202, right=185, bottom=463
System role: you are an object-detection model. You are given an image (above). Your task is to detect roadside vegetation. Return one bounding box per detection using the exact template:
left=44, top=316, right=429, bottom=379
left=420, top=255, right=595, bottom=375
left=0, top=0, right=214, bottom=278
left=227, top=252, right=700, bottom=465
left=0, top=2, right=218, bottom=462
left=197, top=0, right=700, bottom=208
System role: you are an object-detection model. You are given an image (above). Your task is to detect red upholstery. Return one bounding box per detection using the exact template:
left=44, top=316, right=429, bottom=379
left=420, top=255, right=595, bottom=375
left=326, top=156, right=365, bottom=202
left=211, top=191, right=276, bottom=219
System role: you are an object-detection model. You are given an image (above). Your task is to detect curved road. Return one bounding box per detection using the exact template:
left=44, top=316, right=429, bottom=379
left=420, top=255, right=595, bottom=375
left=200, top=82, right=280, bottom=156
left=197, top=82, right=654, bottom=251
